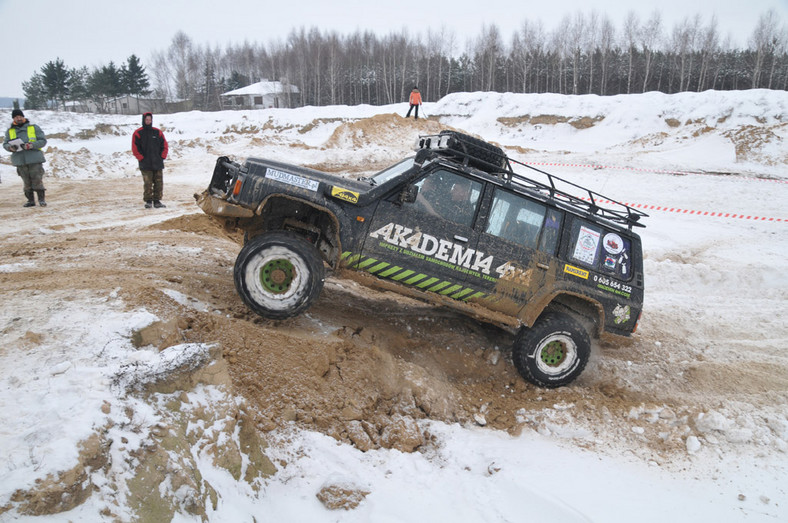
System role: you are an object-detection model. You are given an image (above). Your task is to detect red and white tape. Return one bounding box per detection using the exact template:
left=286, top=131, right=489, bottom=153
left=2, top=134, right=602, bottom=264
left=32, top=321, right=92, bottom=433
left=525, top=162, right=788, bottom=185
left=578, top=196, right=785, bottom=222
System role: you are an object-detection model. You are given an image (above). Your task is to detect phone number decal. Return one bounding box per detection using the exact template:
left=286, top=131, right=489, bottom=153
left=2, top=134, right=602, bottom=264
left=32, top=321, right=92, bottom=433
left=594, top=274, right=632, bottom=298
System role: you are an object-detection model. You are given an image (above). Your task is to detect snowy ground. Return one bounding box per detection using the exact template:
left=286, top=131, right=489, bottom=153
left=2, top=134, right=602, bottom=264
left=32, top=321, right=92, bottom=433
left=1, top=90, right=787, bottom=522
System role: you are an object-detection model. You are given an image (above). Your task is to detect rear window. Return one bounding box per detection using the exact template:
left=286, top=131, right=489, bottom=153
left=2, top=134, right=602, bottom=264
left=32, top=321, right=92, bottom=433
left=568, top=219, right=632, bottom=280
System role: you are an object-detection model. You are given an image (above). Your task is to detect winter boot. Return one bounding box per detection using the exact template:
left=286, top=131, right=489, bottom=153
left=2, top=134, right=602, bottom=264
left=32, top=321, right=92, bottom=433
left=144, top=200, right=153, bottom=209
left=153, top=200, right=166, bottom=208
left=36, top=190, right=47, bottom=207
left=23, top=190, right=35, bottom=207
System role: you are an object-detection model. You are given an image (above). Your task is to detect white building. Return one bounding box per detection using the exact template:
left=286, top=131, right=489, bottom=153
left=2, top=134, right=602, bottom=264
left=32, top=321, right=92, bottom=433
left=220, top=80, right=299, bottom=109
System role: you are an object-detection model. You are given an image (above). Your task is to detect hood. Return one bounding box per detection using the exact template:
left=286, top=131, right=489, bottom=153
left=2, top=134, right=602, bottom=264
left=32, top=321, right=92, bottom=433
left=142, top=112, right=153, bottom=126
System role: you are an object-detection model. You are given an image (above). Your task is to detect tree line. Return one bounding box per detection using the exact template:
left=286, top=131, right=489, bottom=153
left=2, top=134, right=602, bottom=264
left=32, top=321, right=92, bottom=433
left=22, top=9, right=788, bottom=112
left=22, top=55, right=150, bottom=111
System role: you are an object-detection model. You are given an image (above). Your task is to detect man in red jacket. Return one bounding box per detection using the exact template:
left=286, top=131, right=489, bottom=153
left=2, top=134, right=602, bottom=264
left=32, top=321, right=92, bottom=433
left=405, top=86, right=422, bottom=119
left=131, top=112, right=169, bottom=208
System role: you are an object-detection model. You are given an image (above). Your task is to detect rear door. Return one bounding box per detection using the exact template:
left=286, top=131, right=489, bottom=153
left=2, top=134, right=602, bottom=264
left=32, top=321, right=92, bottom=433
left=353, top=168, right=486, bottom=300
left=465, top=186, right=564, bottom=316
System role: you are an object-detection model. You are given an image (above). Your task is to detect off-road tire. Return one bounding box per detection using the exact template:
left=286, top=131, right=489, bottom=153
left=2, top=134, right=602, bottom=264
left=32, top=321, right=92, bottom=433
left=439, top=130, right=506, bottom=170
left=234, top=231, right=325, bottom=320
left=512, top=311, right=591, bottom=388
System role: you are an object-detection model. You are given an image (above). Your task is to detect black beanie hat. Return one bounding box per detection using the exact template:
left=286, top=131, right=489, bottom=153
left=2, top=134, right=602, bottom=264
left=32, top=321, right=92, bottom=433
left=11, top=109, right=24, bottom=118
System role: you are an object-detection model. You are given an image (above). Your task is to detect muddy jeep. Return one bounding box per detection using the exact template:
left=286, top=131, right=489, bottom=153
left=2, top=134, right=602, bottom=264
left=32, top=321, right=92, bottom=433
left=196, top=131, right=646, bottom=388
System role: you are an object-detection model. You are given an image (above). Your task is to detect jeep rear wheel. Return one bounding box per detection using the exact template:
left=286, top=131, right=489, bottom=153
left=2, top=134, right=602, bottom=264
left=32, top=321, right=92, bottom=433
left=512, top=312, right=590, bottom=388
left=234, top=231, right=325, bottom=320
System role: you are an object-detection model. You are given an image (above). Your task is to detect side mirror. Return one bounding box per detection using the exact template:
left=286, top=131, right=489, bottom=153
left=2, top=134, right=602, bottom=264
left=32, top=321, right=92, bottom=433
left=399, top=184, right=418, bottom=204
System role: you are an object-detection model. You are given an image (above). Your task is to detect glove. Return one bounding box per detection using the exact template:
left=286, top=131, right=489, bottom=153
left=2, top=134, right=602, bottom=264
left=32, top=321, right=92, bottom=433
left=24, top=143, right=33, bottom=150
left=9, top=145, right=19, bottom=152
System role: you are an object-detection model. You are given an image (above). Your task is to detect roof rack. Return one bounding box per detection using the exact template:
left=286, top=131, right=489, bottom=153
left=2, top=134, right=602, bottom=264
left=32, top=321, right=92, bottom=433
left=416, top=132, right=648, bottom=229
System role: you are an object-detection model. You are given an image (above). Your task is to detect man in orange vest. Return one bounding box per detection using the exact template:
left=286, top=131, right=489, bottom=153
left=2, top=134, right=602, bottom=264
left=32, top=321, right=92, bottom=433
left=3, top=109, right=48, bottom=207
left=405, top=86, right=422, bottom=119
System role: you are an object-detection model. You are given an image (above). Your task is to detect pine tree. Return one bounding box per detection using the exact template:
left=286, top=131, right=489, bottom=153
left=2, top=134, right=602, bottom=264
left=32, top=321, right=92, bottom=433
left=123, top=54, right=151, bottom=96
left=22, top=73, right=48, bottom=110
left=68, top=66, right=91, bottom=102
left=201, top=61, right=221, bottom=111
left=40, top=58, right=70, bottom=110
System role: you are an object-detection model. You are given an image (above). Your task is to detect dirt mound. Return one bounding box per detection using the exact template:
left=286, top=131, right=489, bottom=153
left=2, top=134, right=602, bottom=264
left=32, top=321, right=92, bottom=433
left=724, top=123, right=788, bottom=164
left=150, top=212, right=243, bottom=244
left=43, top=146, right=132, bottom=179
left=325, top=113, right=446, bottom=149
left=498, top=115, right=604, bottom=129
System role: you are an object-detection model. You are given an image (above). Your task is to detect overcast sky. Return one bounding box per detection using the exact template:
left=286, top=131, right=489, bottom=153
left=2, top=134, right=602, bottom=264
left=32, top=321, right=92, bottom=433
left=1, top=0, right=786, bottom=98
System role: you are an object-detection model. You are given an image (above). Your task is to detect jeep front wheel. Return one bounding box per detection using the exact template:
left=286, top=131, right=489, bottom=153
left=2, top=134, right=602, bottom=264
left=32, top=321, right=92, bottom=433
left=512, top=312, right=591, bottom=388
left=233, top=231, right=325, bottom=320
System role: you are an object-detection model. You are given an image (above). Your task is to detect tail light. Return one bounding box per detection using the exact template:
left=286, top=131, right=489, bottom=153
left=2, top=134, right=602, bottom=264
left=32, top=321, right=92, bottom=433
left=232, top=179, right=243, bottom=196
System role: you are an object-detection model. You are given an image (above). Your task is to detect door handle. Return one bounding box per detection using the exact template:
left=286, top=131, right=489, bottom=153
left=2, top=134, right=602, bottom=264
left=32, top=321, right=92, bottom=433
left=453, top=235, right=469, bottom=243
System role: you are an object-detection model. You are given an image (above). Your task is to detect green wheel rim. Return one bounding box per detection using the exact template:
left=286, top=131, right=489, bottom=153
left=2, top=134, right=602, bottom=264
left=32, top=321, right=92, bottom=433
left=540, top=340, right=566, bottom=367
left=260, top=259, right=295, bottom=294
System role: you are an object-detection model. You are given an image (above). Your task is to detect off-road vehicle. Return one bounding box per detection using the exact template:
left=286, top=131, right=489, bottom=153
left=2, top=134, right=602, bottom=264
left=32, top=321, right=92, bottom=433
left=196, top=131, right=646, bottom=388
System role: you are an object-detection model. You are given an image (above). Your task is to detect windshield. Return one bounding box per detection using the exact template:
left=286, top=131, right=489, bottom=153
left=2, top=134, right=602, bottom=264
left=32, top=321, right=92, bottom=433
left=369, top=157, right=416, bottom=185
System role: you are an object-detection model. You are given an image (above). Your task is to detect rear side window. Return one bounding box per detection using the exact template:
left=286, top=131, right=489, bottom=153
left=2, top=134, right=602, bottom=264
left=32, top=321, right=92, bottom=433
left=485, top=188, right=562, bottom=253
left=568, top=219, right=632, bottom=280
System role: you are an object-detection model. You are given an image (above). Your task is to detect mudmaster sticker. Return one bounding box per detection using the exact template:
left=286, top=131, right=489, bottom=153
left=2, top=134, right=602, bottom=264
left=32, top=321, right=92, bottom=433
left=265, top=168, right=320, bottom=192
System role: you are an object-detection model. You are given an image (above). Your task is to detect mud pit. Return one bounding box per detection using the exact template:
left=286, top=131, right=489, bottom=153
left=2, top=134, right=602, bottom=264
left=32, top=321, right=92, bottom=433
left=2, top=174, right=786, bottom=472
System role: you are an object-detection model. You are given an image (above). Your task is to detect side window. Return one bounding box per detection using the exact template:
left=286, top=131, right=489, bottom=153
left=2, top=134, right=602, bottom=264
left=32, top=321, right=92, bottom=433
left=485, top=188, right=547, bottom=250
left=569, top=219, right=632, bottom=279
left=413, top=170, right=482, bottom=227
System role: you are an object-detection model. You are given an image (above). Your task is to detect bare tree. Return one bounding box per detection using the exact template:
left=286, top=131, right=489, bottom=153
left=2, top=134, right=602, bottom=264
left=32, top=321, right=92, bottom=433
left=567, top=13, right=586, bottom=95
left=697, top=16, right=720, bottom=91
left=640, top=10, right=663, bottom=92
left=598, top=14, right=616, bottom=95
left=167, top=31, right=197, bottom=100
left=474, top=24, right=503, bottom=91
left=513, top=20, right=544, bottom=93
left=149, top=50, right=173, bottom=101
left=584, top=11, right=600, bottom=94
left=671, top=15, right=701, bottom=91
left=622, top=12, right=640, bottom=94
left=750, top=9, right=780, bottom=88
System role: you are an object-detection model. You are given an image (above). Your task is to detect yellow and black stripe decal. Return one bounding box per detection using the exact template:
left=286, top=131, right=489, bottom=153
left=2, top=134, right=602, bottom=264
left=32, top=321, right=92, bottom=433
left=331, top=187, right=360, bottom=204
left=341, top=252, right=486, bottom=301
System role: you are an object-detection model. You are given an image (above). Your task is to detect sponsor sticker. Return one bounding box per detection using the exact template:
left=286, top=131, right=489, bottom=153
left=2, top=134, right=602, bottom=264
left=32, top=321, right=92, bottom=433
left=573, top=226, right=600, bottom=265
left=603, top=233, right=624, bottom=255
left=265, top=168, right=320, bottom=192
left=613, top=304, right=631, bottom=324
left=563, top=264, right=589, bottom=279
left=331, top=186, right=360, bottom=204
